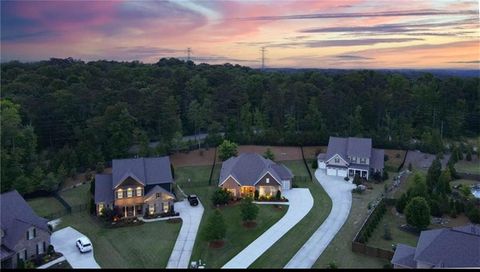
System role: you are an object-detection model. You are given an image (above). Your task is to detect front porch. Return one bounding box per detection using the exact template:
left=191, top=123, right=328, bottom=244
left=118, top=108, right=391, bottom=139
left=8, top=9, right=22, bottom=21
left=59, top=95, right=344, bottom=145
left=348, top=168, right=368, bottom=179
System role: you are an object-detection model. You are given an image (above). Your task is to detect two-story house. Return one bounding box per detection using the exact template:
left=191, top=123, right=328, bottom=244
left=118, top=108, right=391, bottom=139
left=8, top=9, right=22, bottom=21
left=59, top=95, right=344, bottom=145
left=317, top=136, right=384, bottom=180
left=94, top=156, right=175, bottom=218
left=1, top=190, right=51, bottom=269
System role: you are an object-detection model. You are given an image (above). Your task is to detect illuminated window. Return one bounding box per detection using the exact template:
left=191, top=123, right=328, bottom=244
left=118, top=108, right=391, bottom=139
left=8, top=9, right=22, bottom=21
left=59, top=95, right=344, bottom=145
left=136, top=187, right=142, bottom=197
left=149, top=204, right=155, bottom=215
left=127, top=188, right=133, bottom=198
left=117, top=189, right=123, bottom=199
left=266, top=178, right=270, bottom=184
left=98, top=203, right=104, bottom=215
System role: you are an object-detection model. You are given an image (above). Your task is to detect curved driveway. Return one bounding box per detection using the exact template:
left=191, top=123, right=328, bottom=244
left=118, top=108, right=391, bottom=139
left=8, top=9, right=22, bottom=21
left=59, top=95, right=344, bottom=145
left=50, top=226, right=100, bottom=268
left=285, top=169, right=356, bottom=268
left=222, top=188, right=313, bottom=269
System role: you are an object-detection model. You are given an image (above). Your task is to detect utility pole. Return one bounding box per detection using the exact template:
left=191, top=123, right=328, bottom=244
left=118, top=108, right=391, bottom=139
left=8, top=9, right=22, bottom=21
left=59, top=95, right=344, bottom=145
left=187, top=47, right=191, bottom=61
left=261, top=47, right=266, bottom=70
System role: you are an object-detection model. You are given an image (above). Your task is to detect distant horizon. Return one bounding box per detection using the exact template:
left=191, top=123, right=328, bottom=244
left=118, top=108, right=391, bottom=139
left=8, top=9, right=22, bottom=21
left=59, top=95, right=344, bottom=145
left=1, top=0, right=479, bottom=69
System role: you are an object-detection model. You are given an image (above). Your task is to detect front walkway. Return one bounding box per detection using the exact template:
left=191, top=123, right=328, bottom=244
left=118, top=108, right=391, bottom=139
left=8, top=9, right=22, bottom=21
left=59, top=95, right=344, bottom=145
left=222, top=188, right=313, bottom=269
left=285, top=169, right=356, bottom=268
left=166, top=199, right=204, bottom=268
left=50, top=226, right=100, bottom=269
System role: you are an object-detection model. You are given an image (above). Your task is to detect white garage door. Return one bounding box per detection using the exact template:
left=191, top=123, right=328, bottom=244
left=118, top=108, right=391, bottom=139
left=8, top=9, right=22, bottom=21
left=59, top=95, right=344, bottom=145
left=326, top=168, right=337, bottom=176
left=282, top=180, right=291, bottom=190
left=337, top=169, right=347, bottom=177
left=318, top=161, right=326, bottom=169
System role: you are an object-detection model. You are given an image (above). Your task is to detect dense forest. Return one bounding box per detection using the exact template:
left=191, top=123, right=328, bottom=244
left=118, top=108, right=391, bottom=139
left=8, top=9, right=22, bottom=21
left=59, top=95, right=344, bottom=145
left=1, top=57, right=479, bottom=194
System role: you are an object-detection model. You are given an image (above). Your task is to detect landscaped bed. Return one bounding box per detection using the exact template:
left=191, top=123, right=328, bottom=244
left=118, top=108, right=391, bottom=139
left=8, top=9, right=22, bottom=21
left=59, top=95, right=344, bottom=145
left=55, top=211, right=181, bottom=268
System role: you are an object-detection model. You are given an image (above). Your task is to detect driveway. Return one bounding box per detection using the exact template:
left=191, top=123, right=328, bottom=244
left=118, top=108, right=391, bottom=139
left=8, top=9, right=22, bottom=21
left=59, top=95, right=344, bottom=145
left=222, top=188, right=313, bottom=269
left=50, top=226, right=100, bottom=268
left=285, top=169, right=356, bottom=268
left=166, top=199, right=204, bottom=268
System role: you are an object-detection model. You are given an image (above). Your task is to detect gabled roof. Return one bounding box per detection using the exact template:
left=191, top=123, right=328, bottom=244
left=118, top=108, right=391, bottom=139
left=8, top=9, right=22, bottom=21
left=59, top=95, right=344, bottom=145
left=144, top=185, right=175, bottom=202
left=414, top=224, right=480, bottom=268
left=391, top=244, right=416, bottom=268
left=0, top=190, right=49, bottom=250
left=112, top=157, right=173, bottom=188
left=94, top=174, right=113, bottom=204
left=371, top=148, right=385, bottom=170
left=325, top=137, right=349, bottom=162
left=219, top=153, right=293, bottom=186
left=346, top=137, right=372, bottom=158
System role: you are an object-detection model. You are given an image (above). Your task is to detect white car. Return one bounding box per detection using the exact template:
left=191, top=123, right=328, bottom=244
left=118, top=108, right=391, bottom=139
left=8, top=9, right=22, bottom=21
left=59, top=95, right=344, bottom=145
left=76, top=237, right=93, bottom=253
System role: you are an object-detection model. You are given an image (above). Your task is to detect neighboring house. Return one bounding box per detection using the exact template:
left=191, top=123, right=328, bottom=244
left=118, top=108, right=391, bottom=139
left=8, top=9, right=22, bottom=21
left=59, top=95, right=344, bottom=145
left=391, top=224, right=480, bottom=268
left=218, top=153, right=293, bottom=198
left=95, top=156, right=175, bottom=218
left=317, top=136, right=384, bottom=180
left=1, top=190, right=51, bottom=269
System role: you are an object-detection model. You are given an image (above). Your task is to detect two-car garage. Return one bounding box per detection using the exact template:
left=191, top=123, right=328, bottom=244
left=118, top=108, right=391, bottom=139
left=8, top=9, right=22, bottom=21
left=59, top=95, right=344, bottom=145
left=326, top=167, right=347, bottom=177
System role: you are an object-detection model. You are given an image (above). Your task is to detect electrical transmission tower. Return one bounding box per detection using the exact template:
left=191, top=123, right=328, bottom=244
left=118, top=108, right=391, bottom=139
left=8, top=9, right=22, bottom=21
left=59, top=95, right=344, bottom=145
left=187, top=47, right=192, bottom=61
left=261, top=47, right=267, bottom=70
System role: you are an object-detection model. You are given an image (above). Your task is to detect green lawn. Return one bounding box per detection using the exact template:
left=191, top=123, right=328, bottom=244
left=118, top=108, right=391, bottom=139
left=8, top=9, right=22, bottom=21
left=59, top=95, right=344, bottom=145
left=455, top=160, right=480, bottom=175
left=366, top=207, right=418, bottom=251
left=175, top=164, right=287, bottom=268
left=59, top=183, right=91, bottom=206
left=313, top=173, right=396, bottom=268
left=250, top=163, right=332, bottom=268
left=393, top=170, right=427, bottom=199
left=56, top=211, right=181, bottom=268
left=450, top=179, right=480, bottom=188
left=27, top=197, right=65, bottom=219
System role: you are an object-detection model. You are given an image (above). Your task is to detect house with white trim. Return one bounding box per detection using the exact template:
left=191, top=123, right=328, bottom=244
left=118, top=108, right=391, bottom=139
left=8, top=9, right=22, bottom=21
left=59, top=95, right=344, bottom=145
left=218, top=153, right=293, bottom=198
left=317, top=136, right=384, bottom=180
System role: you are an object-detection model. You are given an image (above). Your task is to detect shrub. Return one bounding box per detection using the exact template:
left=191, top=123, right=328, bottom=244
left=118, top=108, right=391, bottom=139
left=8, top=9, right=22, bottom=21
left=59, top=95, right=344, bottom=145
left=204, top=209, right=226, bottom=241
left=47, top=245, right=55, bottom=255
left=327, top=262, right=338, bottom=269
left=311, top=159, right=318, bottom=169
left=353, top=175, right=362, bottom=186
left=254, top=189, right=259, bottom=200
left=240, top=197, right=259, bottom=222
left=396, top=193, right=409, bottom=214
left=96, top=161, right=105, bottom=173
left=275, top=190, right=281, bottom=200
left=466, top=150, right=472, bottom=161
left=382, top=170, right=389, bottom=181
left=466, top=206, right=480, bottom=224
left=211, top=188, right=232, bottom=206
left=372, top=171, right=382, bottom=182
left=263, top=148, right=275, bottom=161
left=85, top=169, right=93, bottom=181
left=384, top=154, right=389, bottom=161
left=17, top=259, right=25, bottom=269
left=218, top=140, right=238, bottom=161
left=89, top=198, right=96, bottom=215
left=344, top=176, right=349, bottom=181
left=405, top=197, right=431, bottom=231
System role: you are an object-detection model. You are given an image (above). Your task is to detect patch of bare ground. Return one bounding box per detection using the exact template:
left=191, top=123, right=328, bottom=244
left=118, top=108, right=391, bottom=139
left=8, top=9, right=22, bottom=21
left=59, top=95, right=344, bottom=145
left=209, top=240, right=225, bottom=249
left=243, top=221, right=257, bottom=228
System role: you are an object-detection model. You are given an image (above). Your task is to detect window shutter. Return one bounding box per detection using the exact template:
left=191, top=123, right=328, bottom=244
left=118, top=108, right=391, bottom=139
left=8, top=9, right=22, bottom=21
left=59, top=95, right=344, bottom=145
left=24, top=249, right=27, bottom=260
left=26, top=231, right=29, bottom=240
left=43, top=242, right=46, bottom=252
left=33, top=228, right=36, bottom=238
left=36, top=244, right=39, bottom=255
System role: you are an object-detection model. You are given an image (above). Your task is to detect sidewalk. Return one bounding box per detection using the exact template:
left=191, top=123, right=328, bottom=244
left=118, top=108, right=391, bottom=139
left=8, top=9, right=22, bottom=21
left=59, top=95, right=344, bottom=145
left=222, top=188, right=313, bottom=269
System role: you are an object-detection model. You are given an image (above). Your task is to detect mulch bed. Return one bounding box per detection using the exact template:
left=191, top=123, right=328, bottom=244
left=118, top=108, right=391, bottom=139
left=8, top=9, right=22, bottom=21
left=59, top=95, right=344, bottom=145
left=209, top=240, right=225, bottom=249
left=243, top=221, right=257, bottom=228
left=167, top=218, right=182, bottom=224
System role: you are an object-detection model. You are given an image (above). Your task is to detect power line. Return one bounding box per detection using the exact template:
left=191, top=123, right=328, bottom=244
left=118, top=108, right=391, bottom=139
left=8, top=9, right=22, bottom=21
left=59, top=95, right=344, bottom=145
left=261, top=47, right=267, bottom=70
left=187, top=47, right=192, bottom=61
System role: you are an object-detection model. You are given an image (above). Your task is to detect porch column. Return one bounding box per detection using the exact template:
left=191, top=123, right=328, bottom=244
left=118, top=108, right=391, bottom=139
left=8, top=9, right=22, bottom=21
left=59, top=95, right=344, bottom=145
left=124, top=206, right=127, bottom=218
left=133, top=204, right=136, bottom=216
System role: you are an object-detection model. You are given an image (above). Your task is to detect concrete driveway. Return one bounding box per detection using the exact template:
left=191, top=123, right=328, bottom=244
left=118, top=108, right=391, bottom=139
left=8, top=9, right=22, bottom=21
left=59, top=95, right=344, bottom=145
left=166, top=199, right=204, bottom=268
left=50, top=227, right=100, bottom=268
left=222, top=188, right=313, bottom=269
left=285, top=169, right=356, bottom=268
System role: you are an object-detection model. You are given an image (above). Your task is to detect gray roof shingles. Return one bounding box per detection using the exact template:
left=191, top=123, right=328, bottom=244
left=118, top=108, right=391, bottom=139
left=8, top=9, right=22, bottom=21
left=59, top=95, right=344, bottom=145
left=219, top=153, right=293, bottom=186
left=324, top=136, right=384, bottom=171
left=0, top=190, right=49, bottom=251
left=326, top=137, right=348, bottom=161
left=371, top=148, right=385, bottom=170
left=346, top=137, right=372, bottom=158
left=95, top=174, right=113, bottom=204
left=413, top=225, right=480, bottom=268
left=391, top=244, right=417, bottom=268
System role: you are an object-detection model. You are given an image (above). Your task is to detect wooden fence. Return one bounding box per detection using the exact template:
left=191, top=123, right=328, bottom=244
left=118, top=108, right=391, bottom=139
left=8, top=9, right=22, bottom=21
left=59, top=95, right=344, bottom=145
left=300, top=146, right=313, bottom=181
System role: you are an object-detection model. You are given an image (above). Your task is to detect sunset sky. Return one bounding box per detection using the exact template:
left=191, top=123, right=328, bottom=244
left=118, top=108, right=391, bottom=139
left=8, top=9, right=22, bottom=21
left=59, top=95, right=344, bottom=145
left=1, top=0, right=479, bottom=69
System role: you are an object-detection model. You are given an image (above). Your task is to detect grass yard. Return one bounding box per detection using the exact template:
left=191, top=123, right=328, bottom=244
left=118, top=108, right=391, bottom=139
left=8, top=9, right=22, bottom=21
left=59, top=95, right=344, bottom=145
left=59, top=183, right=91, bottom=206
left=393, top=170, right=427, bottom=199
left=450, top=179, right=480, bottom=188
left=175, top=164, right=287, bottom=268
left=366, top=206, right=418, bottom=251
left=250, top=163, right=332, bottom=268
left=27, top=197, right=65, bottom=218
left=313, top=173, right=396, bottom=268
left=454, top=160, right=480, bottom=175
left=55, top=211, right=181, bottom=268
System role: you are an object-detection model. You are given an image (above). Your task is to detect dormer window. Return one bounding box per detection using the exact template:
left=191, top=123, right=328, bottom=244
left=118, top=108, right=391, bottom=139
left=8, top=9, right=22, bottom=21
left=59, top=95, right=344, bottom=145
left=117, top=189, right=123, bottom=199
left=127, top=188, right=133, bottom=198
left=136, top=187, right=142, bottom=197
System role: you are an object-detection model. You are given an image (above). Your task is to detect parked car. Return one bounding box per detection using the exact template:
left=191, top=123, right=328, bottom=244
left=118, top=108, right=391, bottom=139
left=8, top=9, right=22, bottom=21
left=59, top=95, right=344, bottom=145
left=187, top=194, right=199, bottom=206
left=76, top=237, right=93, bottom=253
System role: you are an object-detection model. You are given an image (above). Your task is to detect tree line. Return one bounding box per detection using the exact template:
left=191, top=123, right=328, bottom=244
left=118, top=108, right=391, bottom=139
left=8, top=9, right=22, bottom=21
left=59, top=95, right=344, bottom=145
left=1, top=57, right=479, bottom=194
